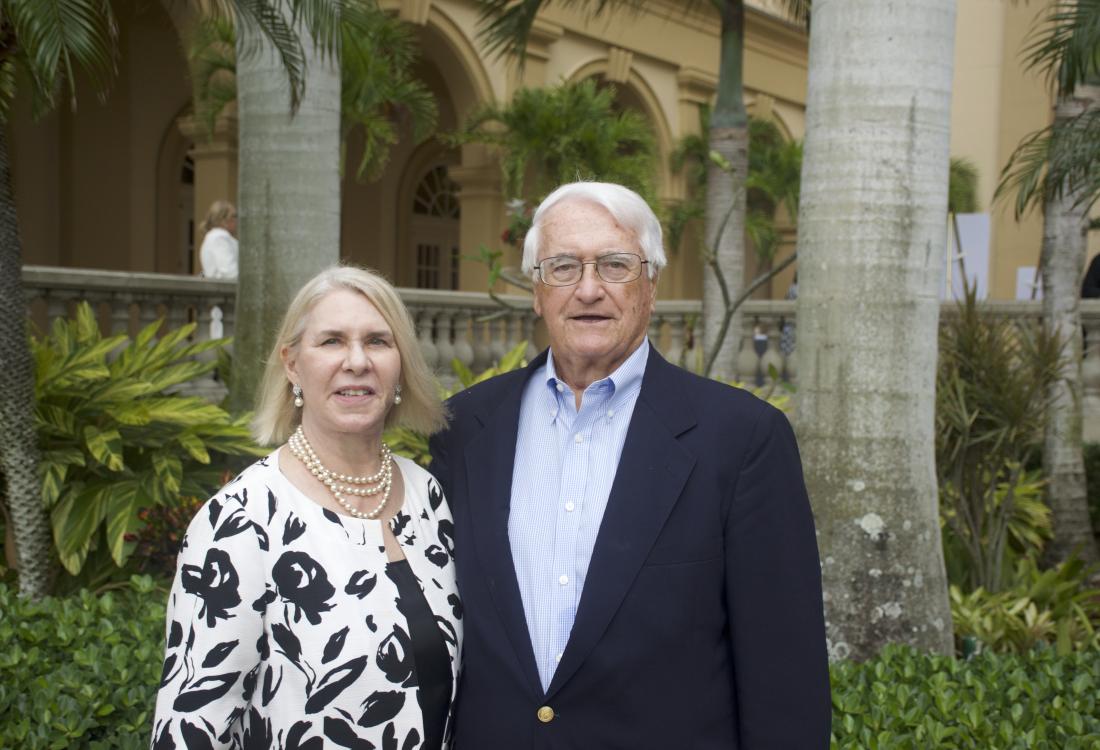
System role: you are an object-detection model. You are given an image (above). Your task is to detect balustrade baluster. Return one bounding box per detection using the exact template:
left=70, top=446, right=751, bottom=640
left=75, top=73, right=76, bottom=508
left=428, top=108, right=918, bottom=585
left=734, top=321, right=759, bottom=384
left=508, top=312, right=524, bottom=356
left=489, top=316, right=507, bottom=366
left=524, top=314, right=539, bottom=361
left=452, top=312, right=475, bottom=374
left=417, top=309, right=439, bottom=372
left=761, top=328, right=785, bottom=386
left=648, top=316, right=663, bottom=354
left=435, top=308, right=456, bottom=374
left=667, top=314, right=685, bottom=368
left=110, top=293, right=134, bottom=336
left=471, top=316, right=492, bottom=372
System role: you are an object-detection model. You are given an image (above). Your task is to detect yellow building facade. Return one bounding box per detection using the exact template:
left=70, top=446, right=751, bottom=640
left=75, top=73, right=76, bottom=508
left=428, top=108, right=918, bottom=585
left=9, top=0, right=1095, bottom=300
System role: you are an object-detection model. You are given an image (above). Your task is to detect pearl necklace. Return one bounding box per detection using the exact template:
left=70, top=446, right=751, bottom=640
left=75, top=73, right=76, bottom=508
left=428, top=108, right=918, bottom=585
left=287, top=425, right=393, bottom=519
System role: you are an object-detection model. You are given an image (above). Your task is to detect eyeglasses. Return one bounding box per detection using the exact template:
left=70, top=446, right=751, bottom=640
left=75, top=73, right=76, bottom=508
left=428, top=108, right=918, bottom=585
left=535, top=252, right=648, bottom=286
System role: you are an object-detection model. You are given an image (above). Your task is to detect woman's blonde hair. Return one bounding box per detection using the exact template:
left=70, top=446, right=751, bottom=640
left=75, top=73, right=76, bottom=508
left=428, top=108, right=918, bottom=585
left=251, top=265, right=446, bottom=446
left=199, top=200, right=236, bottom=234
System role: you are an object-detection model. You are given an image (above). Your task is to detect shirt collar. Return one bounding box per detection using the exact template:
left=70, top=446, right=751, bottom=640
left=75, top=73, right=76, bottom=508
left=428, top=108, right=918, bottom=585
left=544, top=337, right=650, bottom=402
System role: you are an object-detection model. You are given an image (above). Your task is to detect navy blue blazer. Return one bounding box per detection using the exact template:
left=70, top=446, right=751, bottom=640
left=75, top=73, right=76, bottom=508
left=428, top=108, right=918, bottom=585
left=428, top=347, right=831, bottom=749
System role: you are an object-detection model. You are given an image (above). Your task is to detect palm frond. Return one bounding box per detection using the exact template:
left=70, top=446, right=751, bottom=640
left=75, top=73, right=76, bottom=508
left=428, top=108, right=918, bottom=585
left=451, top=78, right=657, bottom=202
left=1021, top=0, right=1100, bottom=97
left=949, top=157, right=980, bottom=215
left=475, top=0, right=640, bottom=62
left=340, top=1, right=437, bottom=180
left=232, top=0, right=308, bottom=111
left=288, top=0, right=344, bottom=58
left=8, top=0, right=118, bottom=113
left=996, top=107, right=1100, bottom=218
left=777, top=0, right=811, bottom=28
left=189, top=14, right=238, bottom=135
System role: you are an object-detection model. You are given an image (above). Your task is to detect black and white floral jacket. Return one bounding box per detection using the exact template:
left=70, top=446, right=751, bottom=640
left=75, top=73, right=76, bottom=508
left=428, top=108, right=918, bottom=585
left=151, top=450, right=462, bottom=749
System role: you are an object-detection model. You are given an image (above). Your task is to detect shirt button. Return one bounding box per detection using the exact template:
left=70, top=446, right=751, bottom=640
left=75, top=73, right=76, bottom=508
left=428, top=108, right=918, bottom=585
left=555, top=652, right=563, bottom=662
left=608, top=409, right=615, bottom=418
left=574, top=434, right=583, bottom=444
left=538, top=706, right=555, bottom=723
left=558, top=574, right=569, bottom=586
left=565, top=501, right=575, bottom=512
left=555, top=383, right=564, bottom=393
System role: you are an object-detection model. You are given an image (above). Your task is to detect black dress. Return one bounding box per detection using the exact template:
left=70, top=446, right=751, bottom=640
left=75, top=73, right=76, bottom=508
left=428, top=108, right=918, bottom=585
left=386, top=559, right=452, bottom=750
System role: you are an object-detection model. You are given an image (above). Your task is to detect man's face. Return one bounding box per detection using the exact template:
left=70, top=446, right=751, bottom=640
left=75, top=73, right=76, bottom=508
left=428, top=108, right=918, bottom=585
left=533, top=200, right=657, bottom=386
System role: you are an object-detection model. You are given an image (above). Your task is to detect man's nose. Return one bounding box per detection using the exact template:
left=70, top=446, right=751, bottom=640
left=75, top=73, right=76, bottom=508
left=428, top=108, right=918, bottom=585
left=574, top=262, right=604, bottom=300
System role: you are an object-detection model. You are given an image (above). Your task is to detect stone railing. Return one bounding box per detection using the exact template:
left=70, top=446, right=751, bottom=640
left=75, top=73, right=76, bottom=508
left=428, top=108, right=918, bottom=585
left=21, top=266, right=537, bottom=393
left=20, top=267, right=1100, bottom=440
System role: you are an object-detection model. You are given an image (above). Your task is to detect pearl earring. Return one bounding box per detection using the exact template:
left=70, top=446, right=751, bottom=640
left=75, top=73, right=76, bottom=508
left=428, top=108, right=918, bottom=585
left=292, top=384, right=304, bottom=408
left=393, top=384, right=402, bottom=405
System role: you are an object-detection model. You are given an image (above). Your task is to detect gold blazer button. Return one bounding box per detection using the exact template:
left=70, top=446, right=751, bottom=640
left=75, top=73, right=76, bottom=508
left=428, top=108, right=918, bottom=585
left=537, top=706, right=555, bottom=723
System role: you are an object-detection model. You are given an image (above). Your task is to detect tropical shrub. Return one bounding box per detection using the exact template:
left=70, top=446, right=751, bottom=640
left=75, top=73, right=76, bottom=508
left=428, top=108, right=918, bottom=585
left=950, top=557, right=1100, bottom=655
left=830, top=644, right=1100, bottom=749
left=936, top=287, right=1062, bottom=591
left=32, top=303, right=264, bottom=584
left=0, top=577, right=165, bottom=749
left=448, top=78, right=658, bottom=206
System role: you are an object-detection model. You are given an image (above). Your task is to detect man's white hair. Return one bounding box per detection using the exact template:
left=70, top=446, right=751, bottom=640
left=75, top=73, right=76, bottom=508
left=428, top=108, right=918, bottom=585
left=521, top=182, right=666, bottom=280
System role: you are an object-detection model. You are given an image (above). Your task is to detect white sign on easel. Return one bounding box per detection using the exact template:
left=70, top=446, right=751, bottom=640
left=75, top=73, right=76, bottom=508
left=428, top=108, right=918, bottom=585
left=943, top=213, right=991, bottom=300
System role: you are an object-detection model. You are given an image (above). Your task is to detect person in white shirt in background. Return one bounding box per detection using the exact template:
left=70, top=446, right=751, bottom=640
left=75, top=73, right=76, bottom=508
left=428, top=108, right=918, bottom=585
left=199, top=200, right=238, bottom=279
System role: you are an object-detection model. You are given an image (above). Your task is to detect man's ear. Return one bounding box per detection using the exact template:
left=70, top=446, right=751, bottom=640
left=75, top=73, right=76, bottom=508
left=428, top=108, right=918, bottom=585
left=648, top=272, right=659, bottom=312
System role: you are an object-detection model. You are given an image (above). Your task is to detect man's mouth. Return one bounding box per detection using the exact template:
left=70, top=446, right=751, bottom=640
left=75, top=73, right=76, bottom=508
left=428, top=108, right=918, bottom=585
left=571, top=315, right=610, bottom=323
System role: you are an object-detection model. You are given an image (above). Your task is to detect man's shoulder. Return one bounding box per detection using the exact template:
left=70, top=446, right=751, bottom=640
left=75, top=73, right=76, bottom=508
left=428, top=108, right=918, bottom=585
left=643, top=358, right=788, bottom=442
left=444, top=365, right=530, bottom=418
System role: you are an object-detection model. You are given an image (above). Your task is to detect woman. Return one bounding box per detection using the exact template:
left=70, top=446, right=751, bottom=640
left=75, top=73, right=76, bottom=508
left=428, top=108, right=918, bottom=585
left=152, top=266, right=459, bottom=749
left=199, top=200, right=239, bottom=279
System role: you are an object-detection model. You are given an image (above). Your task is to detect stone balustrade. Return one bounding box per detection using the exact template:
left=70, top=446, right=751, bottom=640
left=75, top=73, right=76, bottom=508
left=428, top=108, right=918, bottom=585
left=20, top=266, right=1100, bottom=439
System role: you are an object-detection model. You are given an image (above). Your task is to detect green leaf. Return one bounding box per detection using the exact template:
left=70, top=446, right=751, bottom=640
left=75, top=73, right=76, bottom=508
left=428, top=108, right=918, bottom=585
left=39, top=461, right=69, bottom=508
left=151, top=452, right=183, bottom=497
left=104, top=482, right=140, bottom=567
left=35, top=404, right=78, bottom=437
left=498, top=340, right=528, bottom=373
left=83, top=425, right=124, bottom=471
left=51, top=485, right=107, bottom=570
left=177, top=432, right=210, bottom=464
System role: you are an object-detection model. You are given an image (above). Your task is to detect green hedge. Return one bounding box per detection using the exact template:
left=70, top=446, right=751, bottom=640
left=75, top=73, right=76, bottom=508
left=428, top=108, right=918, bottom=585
left=2, top=580, right=1099, bottom=748
left=0, top=578, right=165, bottom=749
left=831, top=645, right=1100, bottom=749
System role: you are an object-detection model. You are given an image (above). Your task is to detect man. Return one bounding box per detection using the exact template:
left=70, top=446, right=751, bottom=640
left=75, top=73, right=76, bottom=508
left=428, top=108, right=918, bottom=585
left=429, top=182, right=830, bottom=749
left=1084, top=252, right=1100, bottom=299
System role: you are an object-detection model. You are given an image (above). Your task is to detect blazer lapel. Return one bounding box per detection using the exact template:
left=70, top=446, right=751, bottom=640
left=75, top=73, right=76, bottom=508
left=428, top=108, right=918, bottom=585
left=463, top=353, right=546, bottom=697
left=546, top=350, right=697, bottom=698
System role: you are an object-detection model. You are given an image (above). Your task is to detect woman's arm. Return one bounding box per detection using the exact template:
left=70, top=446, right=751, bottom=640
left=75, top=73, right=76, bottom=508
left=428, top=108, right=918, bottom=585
left=151, top=496, right=268, bottom=749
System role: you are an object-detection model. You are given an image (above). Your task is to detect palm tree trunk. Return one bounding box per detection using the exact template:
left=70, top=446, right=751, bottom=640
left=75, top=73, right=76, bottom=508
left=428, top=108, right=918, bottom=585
left=0, top=128, right=55, bottom=598
left=229, top=18, right=342, bottom=412
left=702, top=0, right=748, bottom=380
left=795, top=0, right=957, bottom=660
left=1041, top=84, right=1100, bottom=566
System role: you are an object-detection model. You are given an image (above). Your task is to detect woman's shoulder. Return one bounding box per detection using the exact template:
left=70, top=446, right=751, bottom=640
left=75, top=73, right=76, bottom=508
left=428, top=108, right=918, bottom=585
left=196, top=453, right=282, bottom=524
left=394, top=454, right=446, bottom=514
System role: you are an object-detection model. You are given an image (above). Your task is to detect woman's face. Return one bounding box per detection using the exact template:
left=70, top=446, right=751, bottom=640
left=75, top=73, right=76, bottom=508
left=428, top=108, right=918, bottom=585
left=282, top=289, right=402, bottom=442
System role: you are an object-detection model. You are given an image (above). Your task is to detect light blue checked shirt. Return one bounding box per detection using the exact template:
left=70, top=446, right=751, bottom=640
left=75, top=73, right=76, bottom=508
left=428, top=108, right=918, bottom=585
left=508, top=338, right=650, bottom=692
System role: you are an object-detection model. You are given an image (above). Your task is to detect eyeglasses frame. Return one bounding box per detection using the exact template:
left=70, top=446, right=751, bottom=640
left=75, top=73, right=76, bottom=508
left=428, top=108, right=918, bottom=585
left=535, top=252, right=650, bottom=287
